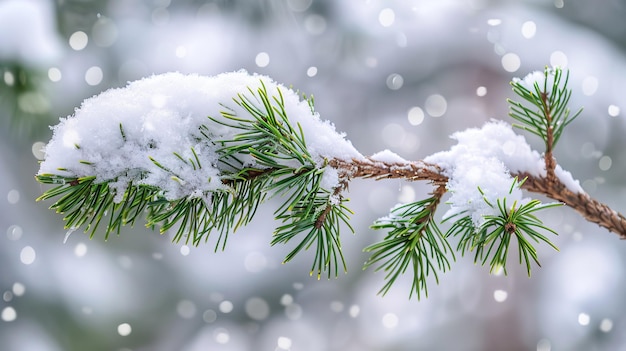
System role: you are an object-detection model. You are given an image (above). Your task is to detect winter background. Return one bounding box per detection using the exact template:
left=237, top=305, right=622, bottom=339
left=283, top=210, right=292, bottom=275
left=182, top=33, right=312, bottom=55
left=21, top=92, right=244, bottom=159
left=2, top=0, right=626, bottom=350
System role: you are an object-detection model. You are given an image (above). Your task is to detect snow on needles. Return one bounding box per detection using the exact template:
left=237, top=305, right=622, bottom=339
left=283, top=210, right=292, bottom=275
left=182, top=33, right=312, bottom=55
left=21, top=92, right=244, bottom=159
left=511, top=66, right=560, bottom=95
left=424, top=120, right=581, bottom=227
left=38, top=71, right=363, bottom=201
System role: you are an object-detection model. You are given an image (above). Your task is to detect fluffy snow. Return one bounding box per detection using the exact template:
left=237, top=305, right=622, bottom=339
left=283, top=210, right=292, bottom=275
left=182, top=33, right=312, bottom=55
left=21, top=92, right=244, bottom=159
left=425, top=120, right=545, bottom=177
left=369, top=149, right=409, bottom=164
left=554, top=165, right=584, bottom=194
left=38, top=71, right=363, bottom=201
left=0, top=0, right=62, bottom=66
left=511, top=66, right=559, bottom=95
left=425, top=120, right=582, bottom=227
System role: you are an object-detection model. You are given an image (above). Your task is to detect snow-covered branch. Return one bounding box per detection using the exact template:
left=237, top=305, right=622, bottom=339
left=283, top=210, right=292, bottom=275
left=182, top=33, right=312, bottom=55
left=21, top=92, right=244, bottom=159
left=35, top=67, right=625, bottom=298
left=518, top=172, right=626, bottom=239
left=329, top=156, right=626, bottom=239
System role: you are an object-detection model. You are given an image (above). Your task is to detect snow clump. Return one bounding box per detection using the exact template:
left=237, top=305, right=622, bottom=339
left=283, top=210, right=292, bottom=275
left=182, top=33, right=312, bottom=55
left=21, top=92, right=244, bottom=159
left=370, top=149, right=409, bottom=164
left=511, top=66, right=560, bottom=95
left=38, top=71, right=363, bottom=201
left=424, top=120, right=582, bottom=227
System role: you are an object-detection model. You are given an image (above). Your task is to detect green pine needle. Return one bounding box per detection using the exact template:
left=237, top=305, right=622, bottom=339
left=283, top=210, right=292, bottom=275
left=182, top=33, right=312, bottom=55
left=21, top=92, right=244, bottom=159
left=272, top=195, right=353, bottom=279
left=36, top=174, right=158, bottom=240
left=445, top=179, right=561, bottom=276
left=210, top=82, right=353, bottom=278
left=508, top=66, right=583, bottom=149
left=366, top=198, right=453, bottom=299
left=36, top=71, right=572, bottom=299
left=37, top=80, right=353, bottom=282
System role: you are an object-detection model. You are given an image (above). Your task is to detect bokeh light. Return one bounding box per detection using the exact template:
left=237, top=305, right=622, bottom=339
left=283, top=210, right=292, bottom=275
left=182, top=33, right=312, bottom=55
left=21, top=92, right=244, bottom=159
left=69, top=31, right=88, bottom=51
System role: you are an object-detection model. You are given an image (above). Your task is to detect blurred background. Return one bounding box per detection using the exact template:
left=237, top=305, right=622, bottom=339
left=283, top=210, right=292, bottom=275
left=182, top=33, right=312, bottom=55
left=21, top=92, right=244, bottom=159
left=2, top=0, right=626, bottom=350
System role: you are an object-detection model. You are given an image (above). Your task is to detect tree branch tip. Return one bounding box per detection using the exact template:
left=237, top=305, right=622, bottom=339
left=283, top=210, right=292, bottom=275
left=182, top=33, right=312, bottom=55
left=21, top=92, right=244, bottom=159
left=34, top=67, right=626, bottom=298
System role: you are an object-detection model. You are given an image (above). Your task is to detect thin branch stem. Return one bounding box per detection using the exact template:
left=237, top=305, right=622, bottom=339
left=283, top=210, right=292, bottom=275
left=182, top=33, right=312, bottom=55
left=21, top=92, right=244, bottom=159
left=540, top=92, right=557, bottom=182
left=329, top=157, right=626, bottom=240
left=328, top=158, right=448, bottom=186
left=517, top=172, right=626, bottom=239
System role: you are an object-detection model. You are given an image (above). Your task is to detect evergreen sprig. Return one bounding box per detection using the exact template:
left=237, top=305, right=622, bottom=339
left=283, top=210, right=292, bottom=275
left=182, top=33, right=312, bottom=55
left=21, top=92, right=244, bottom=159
left=508, top=66, right=582, bottom=148
left=209, top=82, right=353, bottom=277
left=445, top=178, right=561, bottom=276
left=36, top=80, right=352, bottom=278
left=272, top=189, right=352, bottom=279
left=36, top=175, right=158, bottom=240
left=36, top=66, right=620, bottom=299
left=366, top=196, right=453, bottom=299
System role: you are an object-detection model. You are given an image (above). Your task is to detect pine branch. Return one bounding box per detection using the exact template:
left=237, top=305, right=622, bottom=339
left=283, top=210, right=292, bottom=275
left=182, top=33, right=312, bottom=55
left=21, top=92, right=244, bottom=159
left=35, top=68, right=626, bottom=299
left=365, top=185, right=450, bottom=298
left=445, top=178, right=561, bottom=276
left=518, top=172, right=626, bottom=239
left=36, top=175, right=159, bottom=240
left=328, top=158, right=445, bottom=182
left=326, top=158, right=626, bottom=239
left=37, top=74, right=354, bottom=280
left=509, top=67, right=583, bottom=182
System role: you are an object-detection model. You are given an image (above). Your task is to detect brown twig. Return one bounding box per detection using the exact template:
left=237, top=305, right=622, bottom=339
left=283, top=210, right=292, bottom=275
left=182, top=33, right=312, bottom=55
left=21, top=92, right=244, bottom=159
left=328, top=157, right=626, bottom=239
left=540, top=92, right=557, bottom=183
left=517, top=172, right=626, bottom=239
left=328, top=158, right=448, bottom=186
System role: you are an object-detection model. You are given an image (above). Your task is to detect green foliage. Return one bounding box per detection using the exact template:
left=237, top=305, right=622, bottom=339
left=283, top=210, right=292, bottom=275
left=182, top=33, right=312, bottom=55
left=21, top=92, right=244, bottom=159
left=36, top=175, right=158, bottom=240
left=209, top=82, right=353, bottom=277
left=366, top=197, right=453, bottom=299
left=36, top=66, right=584, bottom=299
left=445, top=178, right=561, bottom=276
left=508, top=66, right=582, bottom=148
left=272, top=190, right=352, bottom=279
left=36, top=81, right=352, bottom=278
